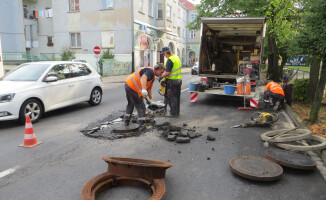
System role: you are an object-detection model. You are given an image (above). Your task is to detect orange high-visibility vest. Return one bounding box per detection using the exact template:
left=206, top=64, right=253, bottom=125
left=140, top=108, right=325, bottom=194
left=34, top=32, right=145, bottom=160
left=266, top=81, right=285, bottom=96
left=126, top=67, right=155, bottom=97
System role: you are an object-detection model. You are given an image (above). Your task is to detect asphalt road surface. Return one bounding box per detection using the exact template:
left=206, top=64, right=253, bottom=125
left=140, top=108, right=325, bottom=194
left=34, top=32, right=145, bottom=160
left=0, top=71, right=325, bottom=200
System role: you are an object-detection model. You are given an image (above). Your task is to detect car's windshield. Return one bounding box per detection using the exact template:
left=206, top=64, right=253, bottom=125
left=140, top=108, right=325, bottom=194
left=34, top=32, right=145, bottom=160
left=3, top=64, right=50, bottom=81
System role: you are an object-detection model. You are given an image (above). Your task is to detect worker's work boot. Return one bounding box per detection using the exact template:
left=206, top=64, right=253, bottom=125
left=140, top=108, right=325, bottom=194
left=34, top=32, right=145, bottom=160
left=273, top=101, right=280, bottom=111
left=269, top=97, right=274, bottom=106
left=124, top=114, right=131, bottom=126
left=138, top=120, right=146, bottom=133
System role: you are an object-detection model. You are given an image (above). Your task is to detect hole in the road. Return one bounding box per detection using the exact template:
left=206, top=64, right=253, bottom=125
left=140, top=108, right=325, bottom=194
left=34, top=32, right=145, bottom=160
left=96, top=186, right=152, bottom=199
left=80, top=108, right=202, bottom=143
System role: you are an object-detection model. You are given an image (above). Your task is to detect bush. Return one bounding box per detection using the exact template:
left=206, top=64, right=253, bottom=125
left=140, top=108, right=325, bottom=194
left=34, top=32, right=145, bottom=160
left=61, top=48, right=76, bottom=61
left=101, top=49, right=114, bottom=59
left=293, top=78, right=309, bottom=102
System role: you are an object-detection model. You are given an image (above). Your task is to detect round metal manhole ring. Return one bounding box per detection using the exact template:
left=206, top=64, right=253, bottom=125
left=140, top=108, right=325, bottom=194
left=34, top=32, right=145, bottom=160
left=229, top=155, right=283, bottom=181
left=82, top=172, right=165, bottom=200
left=265, top=149, right=316, bottom=170
left=103, top=157, right=173, bottom=180
left=110, top=123, right=139, bottom=134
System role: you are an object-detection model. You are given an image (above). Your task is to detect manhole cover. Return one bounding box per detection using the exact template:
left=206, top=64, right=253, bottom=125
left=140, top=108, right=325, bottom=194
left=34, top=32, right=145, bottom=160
left=265, top=149, right=316, bottom=170
left=111, top=123, right=139, bottom=134
left=229, top=155, right=283, bottom=181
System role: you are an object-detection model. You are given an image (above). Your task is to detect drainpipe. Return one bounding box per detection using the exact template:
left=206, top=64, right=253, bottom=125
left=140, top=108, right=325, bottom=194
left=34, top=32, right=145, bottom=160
left=131, top=0, right=135, bottom=72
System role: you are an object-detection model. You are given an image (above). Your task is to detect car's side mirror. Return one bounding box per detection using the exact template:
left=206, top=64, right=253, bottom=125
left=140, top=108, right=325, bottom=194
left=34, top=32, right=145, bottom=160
left=44, top=76, right=58, bottom=82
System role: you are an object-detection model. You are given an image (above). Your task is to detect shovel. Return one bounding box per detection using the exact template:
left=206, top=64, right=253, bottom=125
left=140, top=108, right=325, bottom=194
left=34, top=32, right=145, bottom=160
left=144, top=97, right=160, bottom=111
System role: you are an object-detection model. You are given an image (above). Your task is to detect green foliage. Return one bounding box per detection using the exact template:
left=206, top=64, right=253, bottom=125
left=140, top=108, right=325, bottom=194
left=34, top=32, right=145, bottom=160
left=101, top=49, right=114, bottom=59
left=293, top=78, right=310, bottom=102
left=60, top=48, right=75, bottom=61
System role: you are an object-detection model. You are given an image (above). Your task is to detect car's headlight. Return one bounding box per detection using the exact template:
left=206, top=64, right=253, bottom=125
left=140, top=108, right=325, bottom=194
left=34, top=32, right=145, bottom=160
left=0, top=93, right=15, bottom=103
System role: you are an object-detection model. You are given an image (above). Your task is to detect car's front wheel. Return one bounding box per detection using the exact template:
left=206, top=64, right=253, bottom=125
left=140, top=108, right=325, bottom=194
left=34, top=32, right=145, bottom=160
left=19, top=98, right=43, bottom=124
left=89, top=87, right=102, bottom=106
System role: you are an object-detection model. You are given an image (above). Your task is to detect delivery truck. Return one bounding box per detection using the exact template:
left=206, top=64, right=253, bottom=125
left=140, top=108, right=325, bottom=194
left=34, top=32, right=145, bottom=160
left=194, top=17, right=266, bottom=99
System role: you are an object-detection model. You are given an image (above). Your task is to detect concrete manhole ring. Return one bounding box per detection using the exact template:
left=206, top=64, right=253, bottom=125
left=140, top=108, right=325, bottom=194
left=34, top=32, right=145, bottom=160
left=265, top=149, right=316, bottom=170
left=275, top=134, right=326, bottom=151
left=229, top=155, right=283, bottom=181
left=82, top=173, right=165, bottom=200
left=111, top=123, right=139, bottom=134
left=260, top=129, right=312, bottom=143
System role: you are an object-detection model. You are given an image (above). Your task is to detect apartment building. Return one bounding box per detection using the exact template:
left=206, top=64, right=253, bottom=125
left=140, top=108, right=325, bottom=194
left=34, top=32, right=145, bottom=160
left=0, top=0, right=200, bottom=72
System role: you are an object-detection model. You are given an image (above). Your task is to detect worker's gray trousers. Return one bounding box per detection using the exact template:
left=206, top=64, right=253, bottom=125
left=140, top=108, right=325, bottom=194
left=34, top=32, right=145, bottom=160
left=264, top=91, right=284, bottom=105
left=166, top=79, right=182, bottom=116
left=124, top=84, right=146, bottom=124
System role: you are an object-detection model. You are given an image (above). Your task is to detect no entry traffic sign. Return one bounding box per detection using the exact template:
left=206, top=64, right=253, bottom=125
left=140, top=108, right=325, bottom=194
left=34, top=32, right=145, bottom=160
left=93, top=46, right=101, bottom=55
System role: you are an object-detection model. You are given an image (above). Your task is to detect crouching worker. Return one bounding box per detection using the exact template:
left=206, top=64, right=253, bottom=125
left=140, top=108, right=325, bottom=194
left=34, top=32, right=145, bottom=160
left=264, top=80, right=285, bottom=111
left=124, top=64, right=165, bottom=131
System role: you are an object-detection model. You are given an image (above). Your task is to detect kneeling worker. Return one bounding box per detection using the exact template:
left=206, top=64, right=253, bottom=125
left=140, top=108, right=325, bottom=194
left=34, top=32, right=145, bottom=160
left=264, top=80, right=285, bottom=111
left=124, top=64, right=165, bottom=130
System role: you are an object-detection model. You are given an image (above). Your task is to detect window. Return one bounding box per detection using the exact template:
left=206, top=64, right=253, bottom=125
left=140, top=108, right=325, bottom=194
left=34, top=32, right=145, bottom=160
left=101, top=31, right=114, bottom=48
left=191, top=14, right=196, bottom=22
left=190, top=30, right=196, bottom=38
left=23, top=5, right=28, bottom=18
left=139, top=0, right=144, bottom=13
left=47, top=37, right=53, bottom=46
left=69, top=0, right=80, bottom=12
left=101, top=0, right=113, bottom=9
left=157, top=3, right=163, bottom=19
left=148, top=0, right=153, bottom=17
left=183, top=29, right=186, bottom=38
left=177, top=27, right=181, bottom=37
left=70, top=33, right=81, bottom=48
left=48, top=64, right=71, bottom=80
left=70, top=64, right=91, bottom=77
left=178, top=8, right=180, bottom=18
left=166, top=5, right=171, bottom=20
left=173, top=14, right=176, bottom=27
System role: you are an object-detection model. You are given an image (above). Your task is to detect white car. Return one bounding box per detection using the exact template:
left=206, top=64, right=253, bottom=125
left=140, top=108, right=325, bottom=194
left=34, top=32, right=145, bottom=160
left=191, top=62, right=199, bottom=75
left=0, top=61, right=103, bottom=124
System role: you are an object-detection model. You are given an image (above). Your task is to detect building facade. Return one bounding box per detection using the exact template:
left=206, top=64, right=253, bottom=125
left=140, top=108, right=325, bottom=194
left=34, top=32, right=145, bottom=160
left=0, top=0, right=200, bottom=73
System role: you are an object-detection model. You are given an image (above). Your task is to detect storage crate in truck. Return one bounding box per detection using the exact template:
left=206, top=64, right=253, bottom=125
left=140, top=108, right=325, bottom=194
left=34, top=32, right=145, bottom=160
left=196, top=17, right=266, bottom=99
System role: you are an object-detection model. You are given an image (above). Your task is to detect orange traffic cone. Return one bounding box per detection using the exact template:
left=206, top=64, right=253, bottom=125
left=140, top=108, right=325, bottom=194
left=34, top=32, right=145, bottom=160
left=19, top=116, right=41, bottom=148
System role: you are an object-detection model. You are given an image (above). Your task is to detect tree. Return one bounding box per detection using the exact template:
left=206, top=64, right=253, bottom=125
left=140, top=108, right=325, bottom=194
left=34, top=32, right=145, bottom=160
left=61, top=48, right=75, bottom=61
left=296, top=0, right=326, bottom=123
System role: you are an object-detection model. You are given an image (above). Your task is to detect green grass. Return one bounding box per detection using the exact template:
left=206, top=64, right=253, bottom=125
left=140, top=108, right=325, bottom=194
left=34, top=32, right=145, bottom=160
left=284, top=66, right=310, bottom=73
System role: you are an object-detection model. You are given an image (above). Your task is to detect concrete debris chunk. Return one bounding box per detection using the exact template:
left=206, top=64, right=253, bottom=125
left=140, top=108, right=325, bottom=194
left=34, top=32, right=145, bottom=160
left=207, top=133, right=216, bottom=141
left=167, top=134, right=177, bottom=141
left=180, top=130, right=188, bottom=137
left=170, top=126, right=182, bottom=131
left=208, top=127, right=219, bottom=131
left=188, top=131, right=198, bottom=139
left=170, top=131, right=179, bottom=135
left=176, top=137, right=190, bottom=143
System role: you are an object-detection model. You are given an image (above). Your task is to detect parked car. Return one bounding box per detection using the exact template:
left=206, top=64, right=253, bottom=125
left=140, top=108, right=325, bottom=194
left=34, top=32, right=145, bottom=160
left=0, top=61, right=103, bottom=124
left=191, top=62, right=199, bottom=75
left=70, top=59, right=87, bottom=63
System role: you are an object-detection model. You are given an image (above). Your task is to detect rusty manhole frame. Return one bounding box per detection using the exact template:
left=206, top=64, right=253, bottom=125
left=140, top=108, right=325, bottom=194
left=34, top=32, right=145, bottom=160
left=82, top=173, right=165, bottom=200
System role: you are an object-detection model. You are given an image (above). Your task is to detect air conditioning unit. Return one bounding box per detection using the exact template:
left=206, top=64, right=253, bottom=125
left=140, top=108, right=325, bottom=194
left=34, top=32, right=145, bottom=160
left=187, top=45, right=191, bottom=50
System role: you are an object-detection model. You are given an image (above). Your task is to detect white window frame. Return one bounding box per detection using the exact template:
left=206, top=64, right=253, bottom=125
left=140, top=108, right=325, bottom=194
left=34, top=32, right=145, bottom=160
left=102, top=0, right=114, bottom=9
left=139, top=0, right=144, bottom=13
left=191, top=14, right=196, bottom=22
left=101, top=31, right=114, bottom=48
left=157, top=3, right=163, bottom=19
left=148, top=0, right=153, bottom=17
left=70, top=32, right=81, bottom=48
left=190, top=30, right=195, bottom=39
left=69, top=0, right=79, bottom=12
left=166, top=5, right=171, bottom=21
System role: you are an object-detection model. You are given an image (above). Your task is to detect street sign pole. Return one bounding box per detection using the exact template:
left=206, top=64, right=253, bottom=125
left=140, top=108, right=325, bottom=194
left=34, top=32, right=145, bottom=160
left=93, top=46, right=101, bottom=74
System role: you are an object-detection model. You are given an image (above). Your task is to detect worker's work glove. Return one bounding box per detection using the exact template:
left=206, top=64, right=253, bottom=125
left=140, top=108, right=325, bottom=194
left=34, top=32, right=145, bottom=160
left=141, top=89, right=148, bottom=97
left=146, top=99, right=153, bottom=105
left=158, top=76, right=163, bottom=82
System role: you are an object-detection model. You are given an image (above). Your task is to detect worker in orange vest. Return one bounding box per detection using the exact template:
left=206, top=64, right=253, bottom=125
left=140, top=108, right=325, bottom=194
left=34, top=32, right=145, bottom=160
left=124, top=64, right=165, bottom=131
left=264, top=80, right=285, bottom=111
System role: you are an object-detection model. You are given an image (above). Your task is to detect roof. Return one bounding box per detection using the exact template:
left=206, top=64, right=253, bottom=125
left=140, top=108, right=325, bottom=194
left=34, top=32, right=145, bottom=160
left=179, top=0, right=195, bottom=10
left=201, top=17, right=266, bottom=37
